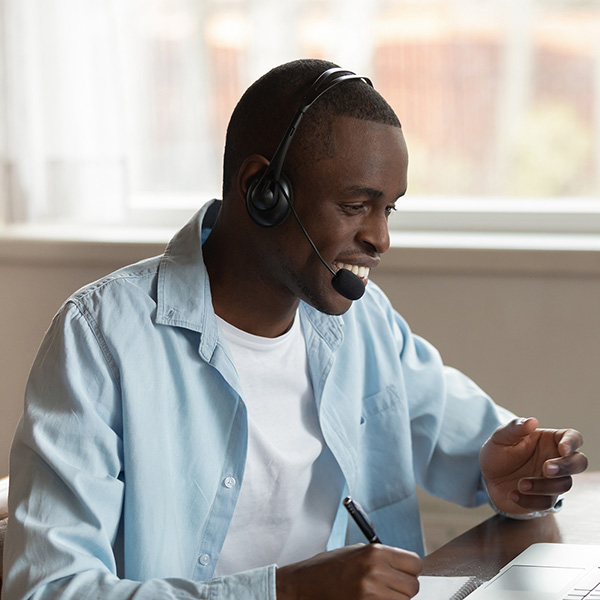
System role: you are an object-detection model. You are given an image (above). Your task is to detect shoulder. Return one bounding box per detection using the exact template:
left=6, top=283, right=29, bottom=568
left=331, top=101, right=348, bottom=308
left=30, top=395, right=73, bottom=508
left=45, top=256, right=164, bottom=342
left=67, top=255, right=161, bottom=312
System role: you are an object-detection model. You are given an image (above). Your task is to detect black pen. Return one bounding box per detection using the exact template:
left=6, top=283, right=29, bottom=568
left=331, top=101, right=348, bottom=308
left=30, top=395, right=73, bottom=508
left=343, top=496, right=382, bottom=544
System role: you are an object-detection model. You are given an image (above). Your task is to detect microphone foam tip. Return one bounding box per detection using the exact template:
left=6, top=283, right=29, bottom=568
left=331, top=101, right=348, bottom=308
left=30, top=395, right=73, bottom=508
left=331, top=269, right=366, bottom=301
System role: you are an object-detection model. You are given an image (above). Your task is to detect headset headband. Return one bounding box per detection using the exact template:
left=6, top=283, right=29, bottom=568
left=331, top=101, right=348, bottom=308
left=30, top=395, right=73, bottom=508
left=261, top=67, right=373, bottom=186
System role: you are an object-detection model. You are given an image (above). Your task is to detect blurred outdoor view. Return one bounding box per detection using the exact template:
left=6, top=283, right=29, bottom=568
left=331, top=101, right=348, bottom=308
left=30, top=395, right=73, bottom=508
left=1, top=0, right=599, bottom=225
left=376, top=1, right=600, bottom=199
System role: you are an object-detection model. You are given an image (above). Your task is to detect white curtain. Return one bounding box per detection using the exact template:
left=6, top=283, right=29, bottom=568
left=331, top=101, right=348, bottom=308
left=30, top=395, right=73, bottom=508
left=0, top=0, right=222, bottom=226
left=1, top=0, right=129, bottom=223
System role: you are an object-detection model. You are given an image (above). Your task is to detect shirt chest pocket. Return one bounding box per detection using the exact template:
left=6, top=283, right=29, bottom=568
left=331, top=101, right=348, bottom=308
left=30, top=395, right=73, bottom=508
left=357, top=385, right=415, bottom=508
left=360, top=385, right=404, bottom=425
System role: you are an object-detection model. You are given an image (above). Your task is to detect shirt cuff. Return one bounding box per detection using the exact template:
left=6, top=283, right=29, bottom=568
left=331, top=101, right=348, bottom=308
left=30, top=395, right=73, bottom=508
left=492, top=497, right=564, bottom=520
left=210, top=564, right=277, bottom=599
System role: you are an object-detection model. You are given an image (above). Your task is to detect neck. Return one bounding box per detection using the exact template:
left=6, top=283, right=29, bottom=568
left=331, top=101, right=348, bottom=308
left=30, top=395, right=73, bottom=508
left=203, top=222, right=300, bottom=338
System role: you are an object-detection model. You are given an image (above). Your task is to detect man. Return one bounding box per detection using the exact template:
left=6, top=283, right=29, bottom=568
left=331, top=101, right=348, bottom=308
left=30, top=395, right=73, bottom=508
left=3, top=59, right=587, bottom=599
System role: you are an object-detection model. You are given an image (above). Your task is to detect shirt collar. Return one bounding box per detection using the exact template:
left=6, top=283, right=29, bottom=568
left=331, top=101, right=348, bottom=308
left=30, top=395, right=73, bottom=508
left=156, top=200, right=221, bottom=355
left=156, top=199, right=345, bottom=356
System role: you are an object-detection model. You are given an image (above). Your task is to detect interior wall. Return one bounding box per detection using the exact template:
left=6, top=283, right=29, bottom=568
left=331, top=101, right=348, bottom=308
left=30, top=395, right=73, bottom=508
left=373, top=267, right=599, bottom=456
left=1, top=240, right=598, bottom=484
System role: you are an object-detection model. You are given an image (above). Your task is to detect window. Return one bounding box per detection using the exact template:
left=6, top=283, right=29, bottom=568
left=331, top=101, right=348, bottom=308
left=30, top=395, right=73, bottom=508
left=1, top=0, right=599, bottom=233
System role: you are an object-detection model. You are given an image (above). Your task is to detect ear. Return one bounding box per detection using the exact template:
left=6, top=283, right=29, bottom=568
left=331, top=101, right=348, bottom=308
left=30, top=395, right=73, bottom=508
left=237, top=154, right=270, bottom=198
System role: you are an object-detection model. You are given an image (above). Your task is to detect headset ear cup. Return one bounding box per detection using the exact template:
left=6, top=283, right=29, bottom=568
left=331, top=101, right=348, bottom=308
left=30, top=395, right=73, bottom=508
left=246, top=171, right=293, bottom=227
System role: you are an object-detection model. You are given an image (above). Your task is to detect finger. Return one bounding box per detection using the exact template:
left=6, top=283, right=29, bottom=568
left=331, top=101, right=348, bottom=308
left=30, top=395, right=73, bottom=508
left=368, top=545, right=422, bottom=577
left=491, top=417, right=539, bottom=446
left=554, top=429, right=585, bottom=457
left=386, top=574, right=420, bottom=598
left=508, top=490, right=559, bottom=512
left=544, top=451, right=588, bottom=478
left=518, top=475, right=573, bottom=496
left=386, top=549, right=422, bottom=577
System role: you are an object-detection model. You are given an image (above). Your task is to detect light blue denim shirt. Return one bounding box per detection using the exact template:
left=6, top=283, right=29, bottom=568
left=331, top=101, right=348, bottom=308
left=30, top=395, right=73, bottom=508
left=3, top=200, right=513, bottom=599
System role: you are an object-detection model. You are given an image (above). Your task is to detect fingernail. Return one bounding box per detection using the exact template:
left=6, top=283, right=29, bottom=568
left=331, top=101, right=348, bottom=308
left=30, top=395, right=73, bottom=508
left=559, top=441, right=573, bottom=457
left=519, top=480, right=532, bottom=492
left=509, top=490, right=520, bottom=503
left=546, top=463, right=559, bottom=476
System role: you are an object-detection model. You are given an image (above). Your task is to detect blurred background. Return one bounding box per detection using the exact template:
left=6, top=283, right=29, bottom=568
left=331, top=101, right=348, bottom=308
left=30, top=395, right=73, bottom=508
left=1, top=0, right=599, bottom=226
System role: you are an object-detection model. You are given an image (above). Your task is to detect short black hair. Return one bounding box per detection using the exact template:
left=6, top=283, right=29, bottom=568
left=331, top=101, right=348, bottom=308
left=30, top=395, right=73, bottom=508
left=222, top=58, right=401, bottom=196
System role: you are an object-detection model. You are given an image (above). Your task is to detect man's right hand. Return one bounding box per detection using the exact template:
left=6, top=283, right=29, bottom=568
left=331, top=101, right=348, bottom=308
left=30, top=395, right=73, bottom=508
left=275, top=543, right=422, bottom=599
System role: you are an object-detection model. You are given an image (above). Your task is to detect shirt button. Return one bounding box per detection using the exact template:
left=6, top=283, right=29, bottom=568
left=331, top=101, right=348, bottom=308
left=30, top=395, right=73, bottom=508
left=198, top=553, right=210, bottom=566
left=223, top=476, right=236, bottom=488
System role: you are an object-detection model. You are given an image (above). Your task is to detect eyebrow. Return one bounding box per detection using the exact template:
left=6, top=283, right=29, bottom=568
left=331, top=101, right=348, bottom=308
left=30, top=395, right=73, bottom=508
left=342, top=185, right=406, bottom=201
left=342, top=185, right=385, bottom=199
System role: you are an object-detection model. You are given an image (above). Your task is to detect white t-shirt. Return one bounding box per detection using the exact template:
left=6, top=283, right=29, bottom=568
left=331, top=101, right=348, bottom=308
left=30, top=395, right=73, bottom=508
left=213, top=315, right=343, bottom=576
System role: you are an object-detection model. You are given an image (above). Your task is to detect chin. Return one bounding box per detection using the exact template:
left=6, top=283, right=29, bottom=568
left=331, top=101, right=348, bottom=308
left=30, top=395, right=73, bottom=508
left=320, top=299, right=354, bottom=316
left=307, top=302, right=353, bottom=317
left=301, top=288, right=354, bottom=316
left=289, top=269, right=355, bottom=315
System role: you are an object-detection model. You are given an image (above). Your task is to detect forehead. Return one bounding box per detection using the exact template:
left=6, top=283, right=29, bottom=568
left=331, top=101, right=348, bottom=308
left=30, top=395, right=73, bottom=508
left=333, top=115, right=407, bottom=161
left=302, top=116, right=409, bottom=196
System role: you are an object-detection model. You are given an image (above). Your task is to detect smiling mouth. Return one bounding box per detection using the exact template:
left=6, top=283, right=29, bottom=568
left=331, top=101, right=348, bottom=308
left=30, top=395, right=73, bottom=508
left=333, top=261, right=371, bottom=283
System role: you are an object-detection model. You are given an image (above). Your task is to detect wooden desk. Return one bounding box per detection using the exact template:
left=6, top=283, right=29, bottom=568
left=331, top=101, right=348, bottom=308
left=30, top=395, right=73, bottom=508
left=422, top=471, right=600, bottom=581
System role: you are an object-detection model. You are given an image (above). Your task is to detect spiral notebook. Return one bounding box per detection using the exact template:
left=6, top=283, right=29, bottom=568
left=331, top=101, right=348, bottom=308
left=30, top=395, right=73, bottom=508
left=415, top=575, right=482, bottom=599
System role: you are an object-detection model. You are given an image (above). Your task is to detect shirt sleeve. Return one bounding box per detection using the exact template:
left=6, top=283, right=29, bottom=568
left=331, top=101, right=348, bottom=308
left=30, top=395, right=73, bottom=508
left=2, top=302, right=276, bottom=600
left=389, top=304, right=516, bottom=508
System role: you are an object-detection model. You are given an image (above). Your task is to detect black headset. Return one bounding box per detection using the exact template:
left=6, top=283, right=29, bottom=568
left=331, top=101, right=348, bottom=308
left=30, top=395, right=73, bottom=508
left=245, top=67, right=374, bottom=227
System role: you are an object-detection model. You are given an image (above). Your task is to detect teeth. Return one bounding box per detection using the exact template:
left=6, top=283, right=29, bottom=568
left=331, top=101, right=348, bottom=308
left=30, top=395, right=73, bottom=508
left=334, top=262, right=370, bottom=279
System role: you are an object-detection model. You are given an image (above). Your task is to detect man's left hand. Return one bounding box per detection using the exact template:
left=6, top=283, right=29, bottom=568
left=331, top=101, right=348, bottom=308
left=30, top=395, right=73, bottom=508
left=480, top=417, right=588, bottom=515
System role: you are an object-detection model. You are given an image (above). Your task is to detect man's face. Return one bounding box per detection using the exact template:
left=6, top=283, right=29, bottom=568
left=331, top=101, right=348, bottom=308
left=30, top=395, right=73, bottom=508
left=263, top=115, right=409, bottom=316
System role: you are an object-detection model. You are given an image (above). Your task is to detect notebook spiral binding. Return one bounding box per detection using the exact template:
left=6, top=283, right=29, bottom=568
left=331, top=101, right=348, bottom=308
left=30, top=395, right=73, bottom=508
left=449, top=576, right=484, bottom=600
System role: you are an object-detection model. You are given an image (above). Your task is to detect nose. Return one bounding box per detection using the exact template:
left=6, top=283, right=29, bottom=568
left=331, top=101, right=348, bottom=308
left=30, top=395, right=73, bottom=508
left=359, top=211, right=391, bottom=255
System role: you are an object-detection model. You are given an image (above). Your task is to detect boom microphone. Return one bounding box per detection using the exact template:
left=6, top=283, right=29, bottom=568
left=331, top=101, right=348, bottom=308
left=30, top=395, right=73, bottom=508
left=331, top=268, right=366, bottom=301
left=286, top=194, right=366, bottom=301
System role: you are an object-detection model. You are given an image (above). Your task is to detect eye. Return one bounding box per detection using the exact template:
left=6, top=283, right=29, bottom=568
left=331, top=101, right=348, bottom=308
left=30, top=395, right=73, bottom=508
left=342, top=203, right=366, bottom=214
left=385, top=205, right=397, bottom=216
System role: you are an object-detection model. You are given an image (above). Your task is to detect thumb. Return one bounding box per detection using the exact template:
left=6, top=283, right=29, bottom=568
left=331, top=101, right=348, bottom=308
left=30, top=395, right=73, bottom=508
left=491, top=417, right=539, bottom=446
